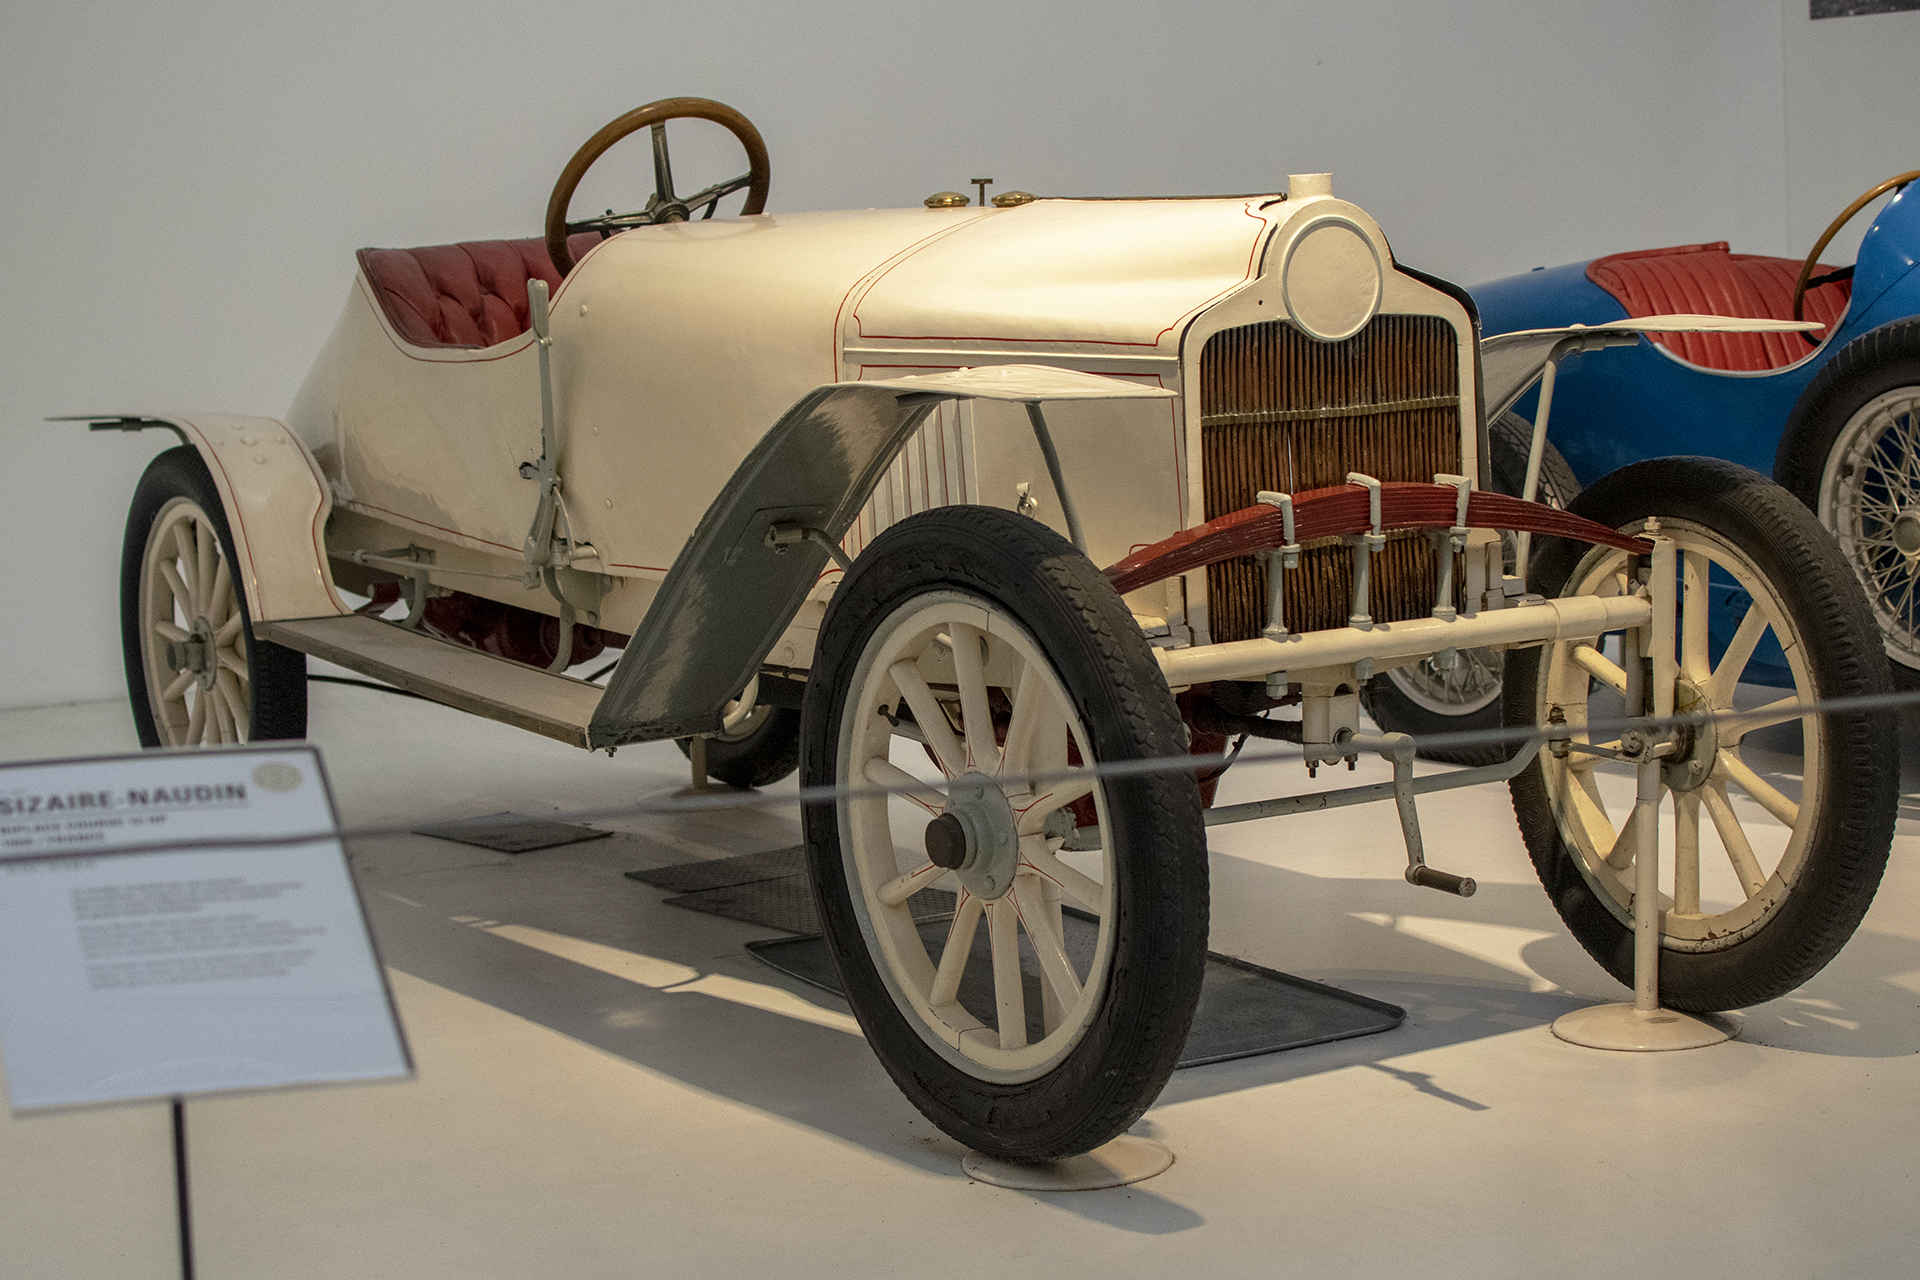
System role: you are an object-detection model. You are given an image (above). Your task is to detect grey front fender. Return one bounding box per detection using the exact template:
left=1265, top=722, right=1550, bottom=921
left=587, top=366, right=1175, bottom=747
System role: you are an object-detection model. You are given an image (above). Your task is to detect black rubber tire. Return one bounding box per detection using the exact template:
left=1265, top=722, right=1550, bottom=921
left=674, top=705, right=802, bottom=788
left=1365, top=411, right=1581, bottom=766
left=120, top=446, right=307, bottom=747
left=1776, top=316, right=1920, bottom=691
left=801, top=506, right=1208, bottom=1162
left=1504, top=457, right=1895, bottom=1011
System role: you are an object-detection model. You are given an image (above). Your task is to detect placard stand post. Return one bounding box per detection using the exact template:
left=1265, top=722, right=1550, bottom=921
left=1551, top=534, right=1735, bottom=1052
left=172, top=1096, right=194, bottom=1280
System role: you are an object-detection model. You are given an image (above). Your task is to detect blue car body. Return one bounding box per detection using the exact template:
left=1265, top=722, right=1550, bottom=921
left=1473, top=182, right=1920, bottom=487
left=1468, top=182, right=1920, bottom=687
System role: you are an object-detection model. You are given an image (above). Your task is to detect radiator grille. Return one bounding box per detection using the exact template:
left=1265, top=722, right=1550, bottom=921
left=1200, top=314, right=1461, bottom=642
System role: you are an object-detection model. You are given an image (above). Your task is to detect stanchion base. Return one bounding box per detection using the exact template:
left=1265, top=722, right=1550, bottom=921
left=960, top=1135, right=1173, bottom=1191
left=1552, top=1003, right=1737, bottom=1051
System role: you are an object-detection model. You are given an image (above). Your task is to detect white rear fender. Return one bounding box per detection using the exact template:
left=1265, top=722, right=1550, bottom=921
left=77, top=414, right=349, bottom=623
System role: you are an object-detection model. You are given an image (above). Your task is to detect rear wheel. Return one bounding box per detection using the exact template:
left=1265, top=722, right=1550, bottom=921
left=1365, top=410, right=1580, bottom=764
left=1778, top=317, right=1920, bottom=689
left=675, top=704, right=801, bottom=788
left=802, top=506, right=1207, bottom=1162
left=121, top=447, right=307, bottom=747
left=1505, top=458, right=1894, bottom=1011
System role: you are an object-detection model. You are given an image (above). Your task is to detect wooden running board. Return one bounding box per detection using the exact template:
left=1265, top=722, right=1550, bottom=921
left=257, top=615, right=605, bottom=748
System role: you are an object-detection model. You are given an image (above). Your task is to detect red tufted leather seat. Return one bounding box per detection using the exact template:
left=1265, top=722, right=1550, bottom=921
left=1585, top=241, right=1853, bottom=372
left=356, top=233, right=607, bottom=349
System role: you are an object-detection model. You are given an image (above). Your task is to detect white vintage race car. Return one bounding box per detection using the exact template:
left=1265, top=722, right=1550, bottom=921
left=84, top=100, right=1897, bottom=1162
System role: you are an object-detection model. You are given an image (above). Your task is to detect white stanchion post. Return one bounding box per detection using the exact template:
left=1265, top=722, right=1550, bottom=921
left=1553, top=531, right=1734, bottom=1051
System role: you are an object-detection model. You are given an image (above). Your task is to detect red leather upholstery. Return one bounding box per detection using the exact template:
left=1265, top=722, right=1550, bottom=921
left=356, top=233, right=606, bottom=349
left=1586, top=241, right=1852, bottom=371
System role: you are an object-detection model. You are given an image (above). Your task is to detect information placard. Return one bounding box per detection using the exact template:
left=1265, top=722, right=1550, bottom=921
left=0, top=746, right=411, bottom=1111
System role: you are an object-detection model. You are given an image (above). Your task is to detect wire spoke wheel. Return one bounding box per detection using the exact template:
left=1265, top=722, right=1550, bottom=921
left=803, top=506, right=1206, bottom=1162
left=1817, top=387, right=1920, bottom=671
left=1507, top=458, right=1894, bottom=1011
left=121, top=447, right=306, bottom=749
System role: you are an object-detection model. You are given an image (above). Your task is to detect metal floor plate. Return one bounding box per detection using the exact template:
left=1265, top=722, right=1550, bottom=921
left=414, top=813, right=614, bottom=854
left=631, top=847, right=1404, bottom=1068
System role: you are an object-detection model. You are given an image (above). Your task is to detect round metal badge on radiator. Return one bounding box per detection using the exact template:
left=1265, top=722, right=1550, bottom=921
left=1281, top=215, right=1383, bottom=343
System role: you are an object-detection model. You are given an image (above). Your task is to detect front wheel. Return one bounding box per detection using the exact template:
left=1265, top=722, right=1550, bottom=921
left=802, top=506, right=1208, bottom=1162
left=1505, top=457, right=1895, bottom=1011
left=120, top=447, right=307, bottom=748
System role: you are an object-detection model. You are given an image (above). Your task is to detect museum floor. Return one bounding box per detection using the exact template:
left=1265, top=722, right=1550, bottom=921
left=4, top=680, right=1918, bottom=1278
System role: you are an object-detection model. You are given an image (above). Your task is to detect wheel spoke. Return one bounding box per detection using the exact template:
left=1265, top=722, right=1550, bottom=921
left=1570, top=642, right=1629, bottom=694
left=928, top=891, right=984, bottom=1007
left=1018, top=841, right=1104, bottom=914
left=1559, top=764, right=1617, bottom=854
left=878, top=860, right=946, bottom=908
left=889, top=660, right=966, bottom=777
left=1708, top=603, right=1772, bottom=705
left=948, top=622, right=998, bottom=772
left=184, top=687, right=206, bottom=743
left=1013, top=876, right=1082, bottom=1008
left=152, top=620, right=190, bottom=644
left=162, top=670, right=194, bottom=702
left=988, top=895, right=1026, bottom=1050
left=160, top=562, right=194, bottom=619
left=1015, top=773, right=1096, bottom=836
left=999, top=658, right=1050, bottom=779
left=195, top=521, right=216, bottom=620
left=1673, top=790, right=1702, bottom=914
left=1602, top=802, right=1641, bottom=871
left=170, top=524, right=199, bottom=611
left=1703, top=782, right=1769, bottom=897
left=214, top=613, right=243, bottom=646
left=208, top=555, right=233, bottom=626
left=1715, top=749, right=1800, bottom=827
left=1680, top=551, right=1711, bottom=680
left=1723, top=695, right=1807, bottom=745
left=211, top=670, right=243, bottom=742
left=863, top=756, right=946, bottom=815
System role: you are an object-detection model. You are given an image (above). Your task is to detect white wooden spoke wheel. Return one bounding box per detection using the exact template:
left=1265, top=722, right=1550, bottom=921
left=803, top=506, right=1207, bottom=1163
left=138, top=496, right=252, bottom=745
left=1508, top=458, right=1895, bottom=1012
left=120, top=448, right=305, bottom=749
left=843, top=594, right=1111, bottom=1075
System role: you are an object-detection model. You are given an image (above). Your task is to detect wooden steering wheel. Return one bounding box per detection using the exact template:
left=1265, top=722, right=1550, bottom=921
left=544, top=97, right=770, bottom=277
left=1791, top=169, right=1920, bottom=328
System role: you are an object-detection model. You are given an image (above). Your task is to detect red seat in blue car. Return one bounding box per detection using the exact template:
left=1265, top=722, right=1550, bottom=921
left=1586, top=241, right=1852, bottom=372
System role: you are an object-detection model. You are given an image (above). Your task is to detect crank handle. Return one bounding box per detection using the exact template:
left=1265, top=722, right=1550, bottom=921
left=1406, top=866, right=1477, bottom=897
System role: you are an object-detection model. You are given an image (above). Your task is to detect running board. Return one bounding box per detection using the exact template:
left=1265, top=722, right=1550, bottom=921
left=256, top=615, right=604, bottom=748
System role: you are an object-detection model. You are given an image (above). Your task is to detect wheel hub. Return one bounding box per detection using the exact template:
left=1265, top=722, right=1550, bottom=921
left=164, top=616, right=219, bottom=691
left=924, top=772, right=1020, bottom=900
left=1661, top=677, right=1719, bottom=792
left=1895, top=510, right=1920, bottom=556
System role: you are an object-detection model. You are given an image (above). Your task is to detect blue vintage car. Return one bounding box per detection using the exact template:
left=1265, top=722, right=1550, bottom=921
left=1476, top=172, right=1920, bottom=686
left=1363, top=172, right=1919, bottom=763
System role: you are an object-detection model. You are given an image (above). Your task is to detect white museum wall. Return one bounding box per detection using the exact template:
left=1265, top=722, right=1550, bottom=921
left=1, top=0, right=1912, bottom=711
